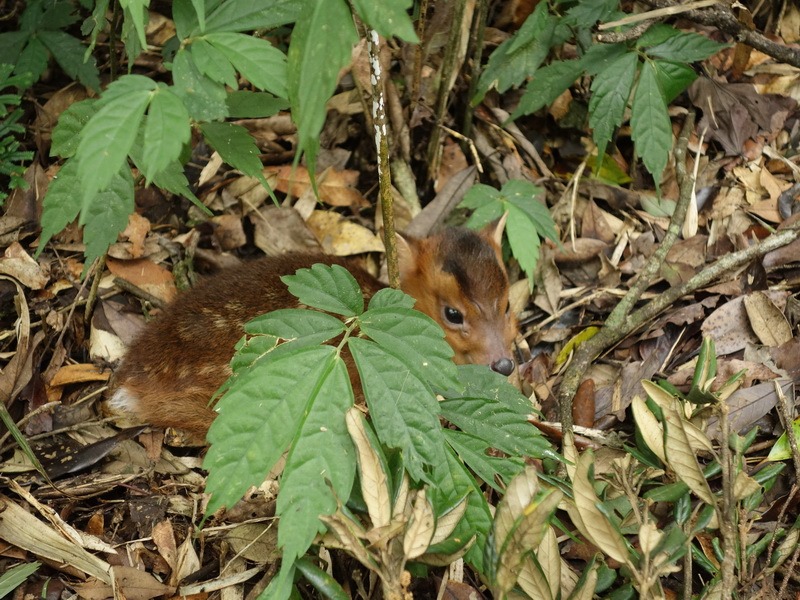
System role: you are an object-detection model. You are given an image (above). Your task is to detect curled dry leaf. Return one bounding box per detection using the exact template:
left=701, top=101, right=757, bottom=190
left=346, top=408, right=391, bottom=529
left=0, top=242, right=48, bottom=290
left=661, top=398, right=715, bottom=505
left=632, top=395, right=667, bottom=464
left=403, top=489, right=435, bottom=560
left=306, top=210, right=385, bottom=256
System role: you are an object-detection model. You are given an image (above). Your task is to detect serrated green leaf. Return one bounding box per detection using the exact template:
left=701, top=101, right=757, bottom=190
left=173, top=0, right=196, bottom=39
left=190, top=38, right=238, bottom=88
left=0, top=32, right=27, bottom=67
left=51, top=98, right=97, bottom=158
left=288, top=0, right=357, bottom=170
left=39, top=30, right=100, bottom=91
left=512, top=59, right=585, bottom=118
left=564, top=0, right=619, bottom=28
left=76, top=76, right=154, bottom=203
left=282, top=264, right=364, bottom=317
left=148, top=160, right=208, bottom=213
left=350, top=337, right=445, bottom=483
left=644, top=30, right=727, bottom=63
left=37, top=159, right=82, bottom=257
left=200, top=121, right=265, bottom=180
left=589, top=51, right=638, bottom=164
left=16, top=37, right=49, bottom=83
left=350, top=0, right=418, bottom=42
left=360, top=306, right=458, bottom=389
left=447, top=365, right=532, bottom=415
left=631, top=60, right=672, bottom=185
left=444, top=429, right=525, bottom=493
left=505, top=203, right=541, bottom=281
left=0, top=562, right=41, bottom=597
left=473, top=2, right=556, bottom=103
left=226, top=90, right=290, bottom=118
left=276, top=357, right=356, bottom=561
left=204, top=344, right=345, bottom=514
left=428, top=446, right=493, bottom=573
left=245, top=309, right=346, bottom=345
left=367, top=287, right=415, bottom=310
left=141, top=88, right=190, bottom=182
left=206, top=32, right=288, bottom=98
left=461, top=183, right=503, bottom=211
left=81, top=166, right=135, bottom=269
left=653, top=60, right=697, bottom=103
left=205, top=0, right=303, bottom=33
left=171, top=49, right=229, bottom=121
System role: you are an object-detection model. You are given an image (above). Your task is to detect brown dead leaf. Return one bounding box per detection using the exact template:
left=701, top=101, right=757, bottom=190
left=211, top=214, right=247, bottom=251
left=266, top=165, right=368, bottom=208
left=106, top=257, right=177, bottom=304
left=743, top=291, right=793, bottom=347
left=49, top=364, right=110, bottom=387
left=75, top=566, right=175, bottom=600
left=0, top=242, right=49, bottom=290
left=151, top=520, right=178, bottom=578
left=306, top=210, right=385, bottom=256
left=435, top=138, right=469, bottom=193
left=701, top=290, right=790, bottom=355
left=119, top=213, right=151, bottom=259
left=706, top=380, right=792, bottom=439
left=250, top=206, right=323, bottom=256
left=34, top=85, right=89, bottom=148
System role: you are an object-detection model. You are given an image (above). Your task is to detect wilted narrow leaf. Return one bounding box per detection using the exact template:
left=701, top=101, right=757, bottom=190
left=403, top=490, right=435, bottom=559
left=429, top=495, right=469, bottom=546
left=346, top=408, right=391, bottom=529
left=568, top=450, right=631, bottom=566
left=632, top=394, right=667, bottom=463
left=662, top=399, right=716, bottom=505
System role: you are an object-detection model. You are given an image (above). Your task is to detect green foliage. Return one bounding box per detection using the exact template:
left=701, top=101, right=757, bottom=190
left=478, top=9, right=728, bottom=187
left=460, top=179, right=558, bottom=285
left=203, top=265, right=554, bottom=600
left=33, top=0, right=418, bottom=267
left=0, top=65, right=34, bottom=205
left=0, top=0, right=100, bottom=91
left=0, top=562, right=40, bottom=597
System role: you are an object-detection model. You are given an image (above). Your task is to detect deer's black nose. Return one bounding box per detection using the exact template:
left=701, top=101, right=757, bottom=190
left=491, top=358, right=515, bottom=376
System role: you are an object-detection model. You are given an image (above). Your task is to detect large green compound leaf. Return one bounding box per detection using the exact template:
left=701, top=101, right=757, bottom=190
left=204, top=345, right=354, bottom=516
left=81, top=166, right=135, bottom=271
left=282, top=264, right=365, bottom=317
left=140, top=87, right=191, bottom=183
left=589, top=51, right=638, bottom=166
left=287, top=0, right=357, bottom=171
left=631, top=59, right=672, bottom=186
left=350, top=337, right=446, bottom=483
left=205, top=32, right=288, bottom=98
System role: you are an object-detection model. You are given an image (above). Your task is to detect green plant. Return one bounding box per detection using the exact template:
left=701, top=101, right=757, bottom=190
left=0, top=65, right=34, bottom=205
left=460, top=179, right=558, bottom=285
left=0, top=561, right=40, bottom=597
left=475, top=0, right=727, bottom=187
left=34, top=0, right=418, bottom=270
left=202, top=264, right=556, bottom=600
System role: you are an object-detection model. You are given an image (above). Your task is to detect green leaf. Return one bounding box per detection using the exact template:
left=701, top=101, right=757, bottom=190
left=444, top=429, right=525, bottom=493
left=360, top=305, right=458, bottom=390
left=51, top=98, right=97, bottom=158
left=140, top=87, right=191, bottom=182
left=367, top=287, right=416, bottom=310
left=204, top=344, right=347, bottom=514
left=564, top=0, right=619, bottom=28
left=200, top=121, right=266, bottom=181
left=350, top=0, right=418, bottom=42
left=282, top=264, right=364, bottom=317
left=589, top=51, right=638, bottom=164
left=653, top=60, right=697, bottom=103
left=512, top=59, right=585, bottom=118
left=171, top=48, right=229, bottom=121
left=205, top=0, right=303, bottom=33
left=76, top=76, right=154, bottom=203
left=461, top=183, right=502, bottom=211
left=39, top=30, right=101, bottom=91
left=505, top=204, right=541, bottom=281
left=16, top=37, right=49, bottom=83
left=119, top=0, right=148, bottom=50
left=473, top=2, right=557, bottom=103
left=767, top=417, right=800, bottom=461
left=276, top=357, right=356, bottom=561
left=0, top=32, right=27, bottom=67
left=226, top=91, right=290, bottom=118
left=581, top=42, right=629, bottom=77
left=350, top=337, right=446, bottom=483
left=643, top=30, right=727, bottom=63
left=173, top=0, right=197, bottom=39
left=287, top=0, right=358, bottom=170
left=81, top=166, right=135, bottom=269
left=190, top=38, right=238, bottom=88
left=37, top=159, right=82, bottom=257
left=0, top=562, right=41, bottom=597
left=148, top=160, right=208, bottom=213
left=631, top=59, right=672, bottom=185
left=245, top=309, right=346, bottom=345
left=205, top=32, right=288, bottom=98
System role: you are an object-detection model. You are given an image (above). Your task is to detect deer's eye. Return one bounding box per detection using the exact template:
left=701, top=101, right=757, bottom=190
left=444, top=306, right=464, bottom=325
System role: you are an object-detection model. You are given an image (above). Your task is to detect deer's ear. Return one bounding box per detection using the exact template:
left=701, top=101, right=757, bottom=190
left=482, top=211, right=508, bottom=247
left=395, top=232, right=417, bottom=275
